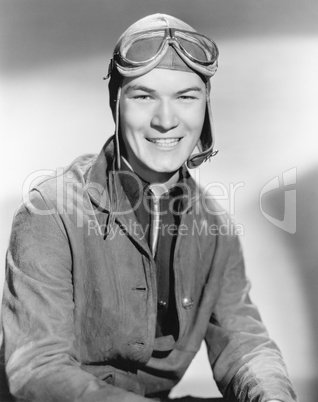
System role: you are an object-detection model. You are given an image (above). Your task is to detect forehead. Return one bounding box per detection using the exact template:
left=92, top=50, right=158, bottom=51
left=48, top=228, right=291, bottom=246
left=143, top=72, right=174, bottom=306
left=122, top=68, right=205, bottom=93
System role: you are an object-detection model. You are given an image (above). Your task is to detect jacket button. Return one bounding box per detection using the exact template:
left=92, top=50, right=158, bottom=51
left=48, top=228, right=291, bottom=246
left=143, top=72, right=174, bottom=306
left=158, top=300, right=167, bottom=309
left=182, top=297, right=194, bottom=310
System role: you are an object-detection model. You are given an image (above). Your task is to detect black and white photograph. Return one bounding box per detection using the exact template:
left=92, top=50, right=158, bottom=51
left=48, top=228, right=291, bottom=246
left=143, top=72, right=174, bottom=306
left=1, top=1, right=317, bottom=401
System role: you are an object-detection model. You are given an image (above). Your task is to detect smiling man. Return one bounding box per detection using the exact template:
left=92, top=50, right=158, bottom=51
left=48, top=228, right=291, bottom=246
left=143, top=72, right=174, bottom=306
left=119, top=69, right=206, bottom=182
left=1, top=13, right=297, bottom=402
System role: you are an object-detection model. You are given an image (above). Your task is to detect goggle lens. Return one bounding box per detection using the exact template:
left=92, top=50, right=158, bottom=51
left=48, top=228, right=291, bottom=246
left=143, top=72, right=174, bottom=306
left=174, top=31, right=217, bottom=63
left=125, top=35, right=165, bottom=63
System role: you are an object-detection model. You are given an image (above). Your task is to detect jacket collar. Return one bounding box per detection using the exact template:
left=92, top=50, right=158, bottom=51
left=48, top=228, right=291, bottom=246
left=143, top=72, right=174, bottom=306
left=86, top=136, right=115, bottom=212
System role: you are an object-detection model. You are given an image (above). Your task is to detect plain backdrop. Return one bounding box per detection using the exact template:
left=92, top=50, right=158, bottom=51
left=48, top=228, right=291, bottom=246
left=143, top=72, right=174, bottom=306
left=1, top=1, right=318, bottom=401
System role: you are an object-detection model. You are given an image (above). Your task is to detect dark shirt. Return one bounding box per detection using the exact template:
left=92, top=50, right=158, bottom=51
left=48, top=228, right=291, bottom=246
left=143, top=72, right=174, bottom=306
left=118, top=164, right=185, bottom=340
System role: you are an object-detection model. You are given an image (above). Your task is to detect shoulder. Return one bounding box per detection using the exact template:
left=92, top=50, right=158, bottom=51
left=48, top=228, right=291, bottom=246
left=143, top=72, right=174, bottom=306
left=12, top=153, right=98, bottom=226
left=35, top=153, right=97, bottom=191
left=26, top=153, right=97, bottom=201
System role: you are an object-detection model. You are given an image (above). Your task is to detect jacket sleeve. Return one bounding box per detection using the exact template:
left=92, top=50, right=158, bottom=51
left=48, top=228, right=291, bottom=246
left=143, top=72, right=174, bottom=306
left=1, top=190, right=152, bottom=402
left=204, top=232, right=298, bottom=402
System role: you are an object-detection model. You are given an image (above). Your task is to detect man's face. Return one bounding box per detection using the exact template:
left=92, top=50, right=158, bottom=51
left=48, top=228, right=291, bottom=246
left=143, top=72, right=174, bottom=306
left=119, top=68, right=206, bottom=182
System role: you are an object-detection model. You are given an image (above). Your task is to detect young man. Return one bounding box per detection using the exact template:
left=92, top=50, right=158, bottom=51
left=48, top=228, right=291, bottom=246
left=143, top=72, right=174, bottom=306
left=1, top=14, right=297, bottom=402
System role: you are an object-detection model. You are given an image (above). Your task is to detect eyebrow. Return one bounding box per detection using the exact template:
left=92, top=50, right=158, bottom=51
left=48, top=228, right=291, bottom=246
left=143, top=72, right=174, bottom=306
left=176, top=87, right=203, bottom=95
left=124, top=84, right=203, bottom=95
left=124, top=85, right=156, bottom=94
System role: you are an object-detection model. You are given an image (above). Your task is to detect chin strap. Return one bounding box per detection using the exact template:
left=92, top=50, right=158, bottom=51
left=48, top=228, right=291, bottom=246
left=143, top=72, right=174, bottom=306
left=115, top=87, right=122, bottom=170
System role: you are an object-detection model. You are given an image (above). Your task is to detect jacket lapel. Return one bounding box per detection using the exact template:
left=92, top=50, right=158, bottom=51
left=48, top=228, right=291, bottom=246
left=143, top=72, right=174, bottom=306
left=86, top=137, right=152, bottom=256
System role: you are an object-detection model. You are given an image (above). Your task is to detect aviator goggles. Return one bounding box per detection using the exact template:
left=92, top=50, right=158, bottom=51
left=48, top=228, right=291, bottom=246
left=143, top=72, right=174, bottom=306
left=107, top=28, right=219, bottom=79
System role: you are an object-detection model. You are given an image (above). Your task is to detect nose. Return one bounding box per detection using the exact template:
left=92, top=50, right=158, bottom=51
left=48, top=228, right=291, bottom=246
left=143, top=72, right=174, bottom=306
left=151, top=100, right=179, bottom=132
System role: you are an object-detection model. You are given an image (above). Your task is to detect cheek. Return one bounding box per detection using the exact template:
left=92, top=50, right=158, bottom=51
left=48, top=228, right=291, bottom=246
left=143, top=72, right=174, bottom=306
left=119, top=107, right=138, bottom=147
left=185, top=103, right=206, bottom=136
left=120, top=103, right=149, bottom=139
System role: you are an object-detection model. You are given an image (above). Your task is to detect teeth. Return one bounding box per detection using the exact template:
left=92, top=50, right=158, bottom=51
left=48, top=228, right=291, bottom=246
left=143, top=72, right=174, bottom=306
left=148, top=138, right=180, bottom=147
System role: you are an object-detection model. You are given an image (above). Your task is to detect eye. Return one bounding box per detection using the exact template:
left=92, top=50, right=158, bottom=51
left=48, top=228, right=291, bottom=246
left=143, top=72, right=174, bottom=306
left=133, top=94, right=153, bottom=100
left=178, top=95, right=198, bottom=101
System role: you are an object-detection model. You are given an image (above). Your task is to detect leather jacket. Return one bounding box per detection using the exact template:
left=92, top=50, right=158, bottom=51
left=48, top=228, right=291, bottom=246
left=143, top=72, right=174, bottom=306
left=1, top=138, right=297, bottom=401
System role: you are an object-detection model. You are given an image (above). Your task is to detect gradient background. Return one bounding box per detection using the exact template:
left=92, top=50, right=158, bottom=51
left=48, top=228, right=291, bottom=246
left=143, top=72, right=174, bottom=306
left=1, top=1, right=318, bottom=401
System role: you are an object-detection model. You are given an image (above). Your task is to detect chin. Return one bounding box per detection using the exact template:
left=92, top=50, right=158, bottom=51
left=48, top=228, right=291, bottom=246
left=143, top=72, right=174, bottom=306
left=150, top=158, right=185, bottom=173
left=151, top=163, right=182, bottom=174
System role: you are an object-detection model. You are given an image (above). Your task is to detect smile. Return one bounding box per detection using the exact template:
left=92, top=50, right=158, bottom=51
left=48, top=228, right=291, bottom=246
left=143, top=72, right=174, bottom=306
left=146, top=138, right=181, bottom=147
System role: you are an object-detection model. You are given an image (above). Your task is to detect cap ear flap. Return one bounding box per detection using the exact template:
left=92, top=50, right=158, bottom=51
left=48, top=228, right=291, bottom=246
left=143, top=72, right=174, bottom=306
left=200, top=103, right=213, bottom=150
left=187, top=83, right=218, bottom=169
left=108, top=67, right=123, bottom=121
